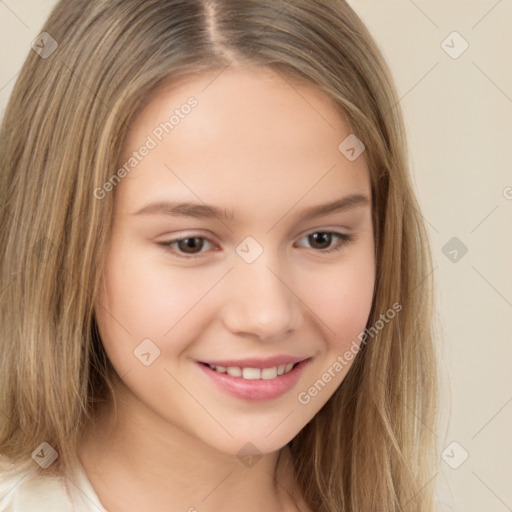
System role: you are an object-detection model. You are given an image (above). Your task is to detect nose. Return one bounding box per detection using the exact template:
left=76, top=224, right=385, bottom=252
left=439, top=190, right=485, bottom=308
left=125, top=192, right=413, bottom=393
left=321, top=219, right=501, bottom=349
left=220, top=256, right=303, bottom=341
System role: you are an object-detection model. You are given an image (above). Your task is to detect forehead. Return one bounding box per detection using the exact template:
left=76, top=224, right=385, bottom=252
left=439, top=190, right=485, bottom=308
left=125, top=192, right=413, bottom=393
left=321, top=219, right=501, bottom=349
left=116, top=66, right=370, bottom=218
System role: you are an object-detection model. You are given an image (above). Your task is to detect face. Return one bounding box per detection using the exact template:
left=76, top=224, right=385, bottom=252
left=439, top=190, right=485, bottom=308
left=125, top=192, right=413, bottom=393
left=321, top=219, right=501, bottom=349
left=94, top=66, right=375, bottom=456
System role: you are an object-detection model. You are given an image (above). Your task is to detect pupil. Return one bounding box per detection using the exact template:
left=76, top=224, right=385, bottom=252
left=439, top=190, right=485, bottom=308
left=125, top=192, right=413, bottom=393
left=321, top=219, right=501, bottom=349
left=178, top=237, right=203, bottom=253
left=310, top=232, right=331, bottom=249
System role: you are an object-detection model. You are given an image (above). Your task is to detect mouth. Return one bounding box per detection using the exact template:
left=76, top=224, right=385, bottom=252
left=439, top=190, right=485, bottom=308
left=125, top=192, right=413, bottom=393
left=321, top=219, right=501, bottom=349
left=196, top=358, right=312, bottom=401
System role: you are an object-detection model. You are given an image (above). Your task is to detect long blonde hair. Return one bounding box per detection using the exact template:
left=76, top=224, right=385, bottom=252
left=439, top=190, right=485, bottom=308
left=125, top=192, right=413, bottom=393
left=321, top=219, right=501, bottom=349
left=0, top=1, right=438, bottom=510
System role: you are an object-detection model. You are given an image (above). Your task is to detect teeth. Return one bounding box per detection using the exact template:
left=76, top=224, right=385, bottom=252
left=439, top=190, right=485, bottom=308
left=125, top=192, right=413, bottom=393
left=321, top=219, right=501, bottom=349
left=208, top=363, right=297, bottom=380
left=261, top=367, right=278, bottom=379
left=242, top=368, right=261, bottom=380
left=226, top=366, right=241, bottom=377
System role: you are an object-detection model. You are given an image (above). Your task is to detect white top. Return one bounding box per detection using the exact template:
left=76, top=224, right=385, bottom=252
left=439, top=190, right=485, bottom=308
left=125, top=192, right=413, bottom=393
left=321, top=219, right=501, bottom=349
left=1, top=459, right=456, bottom=511
left=0, top=463, right=107, bottom=512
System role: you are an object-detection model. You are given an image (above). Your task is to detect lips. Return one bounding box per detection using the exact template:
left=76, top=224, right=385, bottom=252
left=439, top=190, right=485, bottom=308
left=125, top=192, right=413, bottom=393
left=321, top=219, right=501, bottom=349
left=196, top=357, right=312, bottom=401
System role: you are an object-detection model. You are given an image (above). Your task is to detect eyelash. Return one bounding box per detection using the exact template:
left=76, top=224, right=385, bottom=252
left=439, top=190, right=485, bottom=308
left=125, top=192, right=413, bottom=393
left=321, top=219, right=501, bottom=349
left=158, top=231, right=354, bottom=259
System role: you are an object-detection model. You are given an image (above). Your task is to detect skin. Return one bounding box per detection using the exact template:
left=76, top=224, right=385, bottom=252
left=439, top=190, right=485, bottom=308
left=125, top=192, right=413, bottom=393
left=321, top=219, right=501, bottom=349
left=79, top=65, right=375, bottom=512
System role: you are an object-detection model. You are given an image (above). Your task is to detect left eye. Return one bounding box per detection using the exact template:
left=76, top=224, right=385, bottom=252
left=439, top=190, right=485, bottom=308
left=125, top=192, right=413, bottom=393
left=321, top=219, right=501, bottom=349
left=295, top=231, right=353, bottom=252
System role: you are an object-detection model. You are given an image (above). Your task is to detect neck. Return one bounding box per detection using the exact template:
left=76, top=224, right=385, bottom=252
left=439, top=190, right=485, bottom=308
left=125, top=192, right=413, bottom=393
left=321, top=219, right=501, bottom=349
left=77, top=379, right=305, bottom=512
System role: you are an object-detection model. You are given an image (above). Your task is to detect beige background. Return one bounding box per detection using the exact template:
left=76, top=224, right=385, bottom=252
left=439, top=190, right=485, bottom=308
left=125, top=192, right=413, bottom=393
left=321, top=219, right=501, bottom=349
left=1, top=1, right=511, bottom=510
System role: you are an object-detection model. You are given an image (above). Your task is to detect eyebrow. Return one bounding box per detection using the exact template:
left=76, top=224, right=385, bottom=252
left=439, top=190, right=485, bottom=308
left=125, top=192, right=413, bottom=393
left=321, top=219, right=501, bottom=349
left=132, top=193, right=370, bottom=223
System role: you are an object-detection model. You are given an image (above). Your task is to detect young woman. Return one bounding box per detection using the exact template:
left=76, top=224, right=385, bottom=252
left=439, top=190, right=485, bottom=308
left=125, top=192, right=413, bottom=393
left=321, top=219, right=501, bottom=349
left=0, top=1, right=438, bottom=510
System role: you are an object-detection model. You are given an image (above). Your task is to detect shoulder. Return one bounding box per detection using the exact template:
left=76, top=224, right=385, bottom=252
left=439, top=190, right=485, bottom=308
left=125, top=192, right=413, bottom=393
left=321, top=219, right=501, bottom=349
left=0, top=463, right=73, bottom=512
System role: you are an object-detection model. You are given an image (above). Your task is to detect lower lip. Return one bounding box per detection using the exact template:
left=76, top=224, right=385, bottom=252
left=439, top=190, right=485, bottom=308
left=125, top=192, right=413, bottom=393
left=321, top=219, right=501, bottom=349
left=197, top=359, right=311, bottom=401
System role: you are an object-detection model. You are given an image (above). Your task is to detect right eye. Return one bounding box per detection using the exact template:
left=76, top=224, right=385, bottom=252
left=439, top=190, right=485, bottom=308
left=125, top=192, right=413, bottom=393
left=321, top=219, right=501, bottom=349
left=158, top=235, right=216, bottom=258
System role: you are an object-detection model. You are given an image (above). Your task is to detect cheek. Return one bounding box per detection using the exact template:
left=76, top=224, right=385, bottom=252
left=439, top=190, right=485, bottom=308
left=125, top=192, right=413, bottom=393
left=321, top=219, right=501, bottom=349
left=302, top=244, right=375, bottom=348
left=94, top=244, right=218, bottom=365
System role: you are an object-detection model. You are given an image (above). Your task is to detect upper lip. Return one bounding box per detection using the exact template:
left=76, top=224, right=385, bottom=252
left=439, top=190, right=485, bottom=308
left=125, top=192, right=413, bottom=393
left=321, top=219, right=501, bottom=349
left=199, top=355, right=310, bottom=368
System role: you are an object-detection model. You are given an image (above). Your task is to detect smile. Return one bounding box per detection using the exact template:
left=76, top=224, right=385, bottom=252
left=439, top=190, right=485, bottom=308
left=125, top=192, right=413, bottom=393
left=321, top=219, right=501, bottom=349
left=197, top=359, right=311, bottom=401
